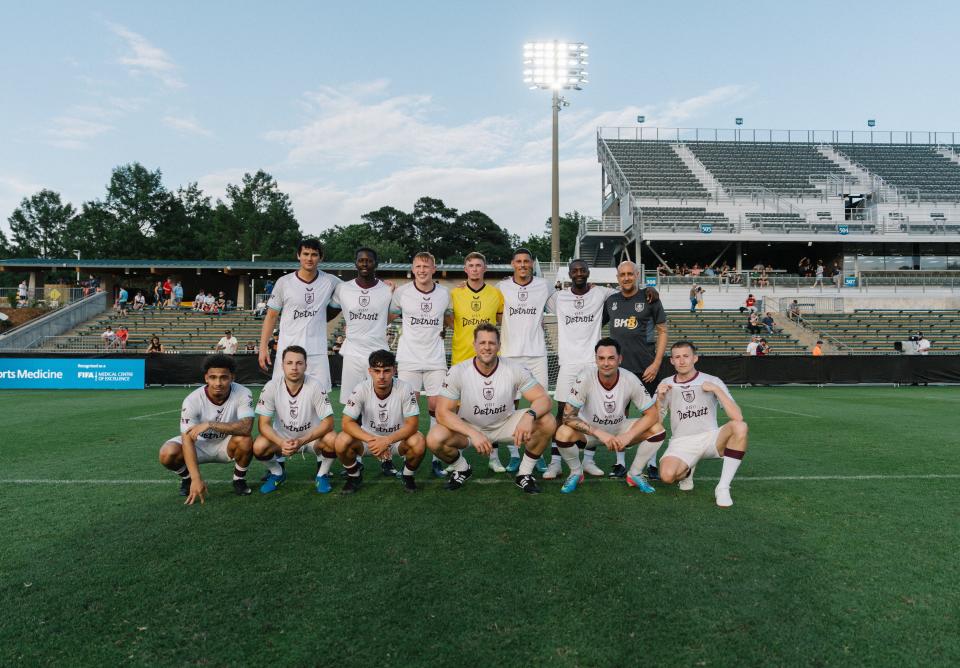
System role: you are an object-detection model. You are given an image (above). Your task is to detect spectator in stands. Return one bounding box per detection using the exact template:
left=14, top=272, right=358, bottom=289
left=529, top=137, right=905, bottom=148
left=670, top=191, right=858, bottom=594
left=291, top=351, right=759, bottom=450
left=798, top=257, right=811, bottom=276
left=153, top=281, right=164, bottom=310
left=147, top=335, right=164, bottom=353
left=813, top=261, right=825, bottom=287
left=689, top=284, right=703, bottom=312
left=101, top=326, right=116, bottom=349
left=332, top=334, right=343, bottom=355
left=115, top=286, right=129, bottom=316
left=832, top=264, right=843, bottom=288
left=742, top=294, right=757, bottom=313
left=163, top=277, right=173, bottom=308
left=746, top=335, right=759, bottom=356
left=788, top=299, right=801, bottom=321
left=215, top=330, right=239, bottom=355
left=203, top=292, right=216, bottom=313
left=747, top=311, right=762, bottom=335
left=761, top=312, right=779, bottom=335
left=757, top=268, right=770, bottom=288
left=133, top=291, right=146, bottom=311
left=812, top=340, right=823, bottom=356
left=172, top=281, right=184, bottom=309
left=703, top=265, right=715, bottom=277
left=115, top=326, right=129, bottom=351
left=193, top=290, right=205, bottom=311
left=253, top=298, right=267, bottom=318
left=244, top=341, right=258, bottom=354
left=917, top=333, right=931, bottom=355
left=268, top=329, right=279, bottom=366
left=690, top=263, right=702, bottom=277
left=756, top=338, right=770, bottom=356
left=264, top=278, right=275, bottom=295
left=216, top=291, right=227, bottom=314
left=17, top=280, right=28, bottom=306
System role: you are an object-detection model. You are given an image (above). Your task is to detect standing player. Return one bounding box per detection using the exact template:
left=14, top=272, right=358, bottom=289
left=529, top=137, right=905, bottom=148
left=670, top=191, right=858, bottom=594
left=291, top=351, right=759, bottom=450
left=336, top=350, right=426, bottom=494
left=448, top=251, right=504, bottom=472
left=253, top=345, right=337, bottom=494
left=427, top=323, right=555, bottom=494
left=604, top=260, right=668, bottom=479
left=543, top=259, right=616, bottom=479
left=158, top=354, right=255, bottom=504
left=497, top=248, right=554, bottom=473
left=554, top=338, right=665, bottom=493
left=390, top=251, right=451, bottom=478
left=656, top=341, right=749, bottom=507
left=258, top=238, right=341, bottom=479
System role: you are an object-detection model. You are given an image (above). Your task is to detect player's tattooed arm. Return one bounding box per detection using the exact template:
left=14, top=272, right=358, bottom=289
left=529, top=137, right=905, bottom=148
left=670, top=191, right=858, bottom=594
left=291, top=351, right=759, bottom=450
left=562, top=402, right=593, bottom=436
left=207, top=417, right=253, bottom=437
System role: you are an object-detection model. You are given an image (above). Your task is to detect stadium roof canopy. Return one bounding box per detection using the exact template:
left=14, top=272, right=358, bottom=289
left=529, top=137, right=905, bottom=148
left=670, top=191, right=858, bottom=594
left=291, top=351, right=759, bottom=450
left=0, top=258, right=515, bottom=274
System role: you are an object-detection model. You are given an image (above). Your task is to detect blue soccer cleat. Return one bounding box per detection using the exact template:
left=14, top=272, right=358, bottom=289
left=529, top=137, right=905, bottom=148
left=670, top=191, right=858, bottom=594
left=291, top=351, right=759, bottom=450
left=505, top=456, right=521, bottom=473
left=315, top=474, right=332, bottom=494
left=626, top=473, right=656, bottom=494
left=535, top=456, right=548, bottom=473
left=560, top=473, right=584, bottom=494
left=259, top=472, right=286, bottom=494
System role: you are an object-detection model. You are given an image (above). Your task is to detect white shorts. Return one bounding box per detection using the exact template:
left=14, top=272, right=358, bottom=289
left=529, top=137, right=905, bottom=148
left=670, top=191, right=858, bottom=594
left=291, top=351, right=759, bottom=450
left=398, top=368, right=446, bottom=396
left=272, top=353, right=331, bottom=392
left=581, top=418, right=638, bottom=448
left=469, top=410, right=527, bottom=446
left=503, top=356, right=548, bottom=394
left=554, top=363, right=595, bottom=403
left=360, top=442, right=403, bottom=457
left=339, top=354, right=369, bottom=403
left=167, top=435, right=233, bottom=464
left=662, top=429, right=721, bottom=468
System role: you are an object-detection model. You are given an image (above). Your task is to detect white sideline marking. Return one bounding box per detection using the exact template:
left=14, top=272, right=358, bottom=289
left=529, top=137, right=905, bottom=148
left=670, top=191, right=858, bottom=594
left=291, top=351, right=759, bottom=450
left=129, top=409, right=180, bottom=420
left=2, top=474, right=960, bottom=486
left=740, top=403, right=818, bottom=418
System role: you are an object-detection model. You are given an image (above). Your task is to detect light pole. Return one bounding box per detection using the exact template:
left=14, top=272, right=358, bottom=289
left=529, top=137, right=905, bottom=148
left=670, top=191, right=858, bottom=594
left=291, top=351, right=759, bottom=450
left=524, top=41, right=588, bottom=264
left=250, top=254, right=261, bottom=311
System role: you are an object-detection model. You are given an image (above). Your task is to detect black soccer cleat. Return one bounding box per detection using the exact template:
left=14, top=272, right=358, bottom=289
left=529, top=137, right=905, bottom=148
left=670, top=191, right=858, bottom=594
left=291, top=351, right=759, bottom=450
left=608, top=464, right=628, bottom=479
left=646, top=465, right=660, bottom=481
left=341, top=476, right=362, bottom=495
left=400, top=474, right=418, bottom=493
left=380, top=459, right=399, bottom=477
left=340, top=461, right=365, bottom=478
left=232, top=478, right=252, bottom=496
left=514, top=474, right=541, bottom=495
left=444, top=466, right=473, bottom=491
left=179, top=477, right=191, bottom=496
left=261, top=460, right=286, bottom=482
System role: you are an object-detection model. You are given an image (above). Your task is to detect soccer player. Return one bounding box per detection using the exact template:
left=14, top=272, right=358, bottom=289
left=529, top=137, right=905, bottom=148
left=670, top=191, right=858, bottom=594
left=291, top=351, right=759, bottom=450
left=390, top=251, right=451, bottom=478
left=258, top=237, right=341, bottom=479
left=553, top=337, right=666, bottom=494
left=448, top=251, right=505, bottom=472
left=497, top=247, right=554, bottom=473
left=158, top=354, right=255, bottom=504
left=603, top=260, right=667, bottom=479
left=336, top=349, right=425, bottom=494
left=543, top=259, right=616, bottom=479
left=656, top=341, right=749, bottom=508
left=253, top=345, right=337, bottom=494
left=427, top=323, right=555, bottom=494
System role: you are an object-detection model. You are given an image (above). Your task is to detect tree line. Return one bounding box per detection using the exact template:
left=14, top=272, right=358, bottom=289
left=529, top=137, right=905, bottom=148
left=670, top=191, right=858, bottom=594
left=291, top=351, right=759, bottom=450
left=1, top=162, right=580, bottom=267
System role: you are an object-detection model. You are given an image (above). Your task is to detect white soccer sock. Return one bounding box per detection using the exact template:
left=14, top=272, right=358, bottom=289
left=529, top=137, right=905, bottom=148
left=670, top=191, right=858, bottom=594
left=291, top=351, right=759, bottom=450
left=264, top=458, right=283, bottom=476
left=402, top=465, right=416, bottom=476
left=174, top=465, right=189, bottom=478
left=518, top=453, right=538, bottom=476
left=583, top=448, right=596, bottom=463
left=558, top=444, right=582, bottom=476
left=276, top=456, right=286, bottom=464
left=616, top=451, right=626, bottom=467
left=647, top=453, right=658, bottom=468
left=508, top=445, right=520, bottom=458
left=232, top=464, right=248, bottom=481
left=629, top=432, right=667, bottom=476
left=452, top=454, right=470, bottom=472
left=318, top=455, right=336, bottom=476
left=718, top=452, right=744, bottom=489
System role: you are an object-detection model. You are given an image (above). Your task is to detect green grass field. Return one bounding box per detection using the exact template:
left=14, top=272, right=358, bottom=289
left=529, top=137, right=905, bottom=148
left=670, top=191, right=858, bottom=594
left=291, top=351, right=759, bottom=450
left=1, top=386, right=958, bottom=666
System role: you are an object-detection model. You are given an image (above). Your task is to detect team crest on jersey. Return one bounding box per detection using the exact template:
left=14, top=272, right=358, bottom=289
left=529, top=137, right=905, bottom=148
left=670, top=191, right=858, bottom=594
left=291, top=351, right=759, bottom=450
left=604, top=401, right=616, bottom=414
left=378, top=402, right=388, bottom=424
left=635, top=302, right=645, bottom=313
left=574, top=298, right=584, bottom=310
left=682, top=388, right=696, bottom=403
left=359, top=292, right=370, bottom=308
left=471, top=297, right=481, bottom=312
left=305, top=288, right=315, bottom=305
left=518, top=289, right=528, bottom=302
left=610, top=301, right=617, bottom=311
left=482, top=381, right=494, bottom=401
left=421, top=299, right=432, bottom=313
left=290, top=403, right=299, bottom=419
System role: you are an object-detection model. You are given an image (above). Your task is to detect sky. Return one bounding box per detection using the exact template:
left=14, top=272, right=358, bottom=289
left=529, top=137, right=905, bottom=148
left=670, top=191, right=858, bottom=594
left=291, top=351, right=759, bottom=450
left=2, top=0, right=960, bottom=242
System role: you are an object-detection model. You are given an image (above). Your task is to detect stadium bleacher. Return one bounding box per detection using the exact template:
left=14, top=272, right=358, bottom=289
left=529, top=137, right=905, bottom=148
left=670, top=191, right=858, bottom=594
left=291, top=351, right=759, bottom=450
left=603, top=140, right=709, bottom=198
left=799, top=310, right=960, bottom=352
left=638, top=207, right=732, bottom=232
left=834, top=144, right=960, bottom=201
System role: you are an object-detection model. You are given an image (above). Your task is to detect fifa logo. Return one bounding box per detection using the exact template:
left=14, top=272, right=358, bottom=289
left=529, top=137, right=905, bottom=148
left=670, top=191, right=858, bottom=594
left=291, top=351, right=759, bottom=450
left=682, top=389, right=696, bottom=403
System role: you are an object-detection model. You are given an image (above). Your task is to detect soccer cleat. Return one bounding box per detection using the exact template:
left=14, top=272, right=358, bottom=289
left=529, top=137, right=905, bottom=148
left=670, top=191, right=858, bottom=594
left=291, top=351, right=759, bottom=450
left=488, top=457, right=506, bottom=473
left=626, top=473, right=656, bottom=494
left=340, top=460, right=364, bottom=478
left=259, top=472, right=287, bottom=494
left=444, top=466, right=473, bottom=491
left=679, top=466, right=696, bottom=492
left=505, top=456, right=522, bottom=473
left=431, top=459, right=448, bottom=478
left=261, top=461, right=286, bottom=482
left=341, top=476, right=362, bottom=495
left=232, top=479, right=252, bottom=496
left=543, top=459, right=563, bottom=480
left=560, top=473, right=584, bottom=494
left=608, top=464, right=627, bottom=478
left=536, top=456, right=548, bottom=473
left=715, top=486, right=733, bottom=508
left=400, top=474, right=418, bottom=493
left=514, top=474, right=541, bottom=495
left=583, top=460, right=605, bottom=477
left=646, top=464, right=660, bottom=481
left=178, top=477, right=191, bottom=496
left=315, top=474, right=332, bottom=494
left=380, top=459, right=399, bottom=477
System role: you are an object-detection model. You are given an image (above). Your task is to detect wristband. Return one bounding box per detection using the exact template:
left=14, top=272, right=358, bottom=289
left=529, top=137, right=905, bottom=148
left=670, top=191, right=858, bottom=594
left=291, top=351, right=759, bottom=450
left=525, top=408, right=537, bottom=419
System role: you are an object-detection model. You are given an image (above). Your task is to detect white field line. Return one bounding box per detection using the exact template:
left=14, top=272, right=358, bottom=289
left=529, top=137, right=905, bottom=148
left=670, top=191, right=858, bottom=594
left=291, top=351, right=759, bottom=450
left=2, top=474, right=960, bottom=486
left=739, top=403, right=819, bottom=418
left=129, top=409, right=180, bottom=420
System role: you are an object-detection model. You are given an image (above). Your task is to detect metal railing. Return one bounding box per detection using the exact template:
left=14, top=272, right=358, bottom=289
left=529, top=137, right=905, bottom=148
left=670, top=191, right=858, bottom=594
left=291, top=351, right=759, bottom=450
left=0, top=286, right=87, bottom=308
left=599, top=126, right=960, bottom=145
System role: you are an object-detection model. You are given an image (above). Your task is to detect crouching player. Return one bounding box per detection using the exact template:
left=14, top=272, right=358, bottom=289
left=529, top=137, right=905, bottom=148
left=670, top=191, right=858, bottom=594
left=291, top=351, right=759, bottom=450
left=254, top=345, right=337, bottom=494
left=158, top=354, right=255, bottom=504
left=427, top=323, right=555, bottom=494
left=336, top=349, right=425, bottom=494
left=656, top=341, right=749, bottom=507
left=554, top=337, right=666, bottom=494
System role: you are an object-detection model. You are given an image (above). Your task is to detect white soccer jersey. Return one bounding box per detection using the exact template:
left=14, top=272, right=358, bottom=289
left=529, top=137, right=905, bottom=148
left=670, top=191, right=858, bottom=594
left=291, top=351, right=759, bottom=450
left=343, top=377, right=420, bottom=437
left=440, top=358, right=537, bottom=429
left=333, top=279, right=392, bottom=359
left=391, top=282, right=450, bottom=370
left=547, top=286, right=616, bottom=366
left=567, top=367, right=654, bottom=430
left=657, top=371, right=734, bottom=439
left=179, top=383, right=255, bottom=443
left=497, top=276, right=554, bottom=357
left=267, top=271, right=341, bottom=359
left=255, top=377, right=334, bottom=440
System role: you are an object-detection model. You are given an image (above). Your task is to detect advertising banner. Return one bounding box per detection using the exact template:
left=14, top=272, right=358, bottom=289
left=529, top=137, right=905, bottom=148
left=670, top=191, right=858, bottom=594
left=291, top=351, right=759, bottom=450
left=0, top=358, right=145, bottom=389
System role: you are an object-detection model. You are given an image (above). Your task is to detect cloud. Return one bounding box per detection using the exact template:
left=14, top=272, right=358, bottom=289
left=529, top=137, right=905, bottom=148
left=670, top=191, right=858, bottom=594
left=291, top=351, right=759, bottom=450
left=46, top=116, right=112, bottom=149
left=163, top=115, right=212, bottom=137
left=107, top=22, right=185, bottom=89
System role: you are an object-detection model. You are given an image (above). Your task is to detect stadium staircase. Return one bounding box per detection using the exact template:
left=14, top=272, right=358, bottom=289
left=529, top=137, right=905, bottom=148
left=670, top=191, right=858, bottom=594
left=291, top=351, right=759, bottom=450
left=797, top=310, right=960, bottom=352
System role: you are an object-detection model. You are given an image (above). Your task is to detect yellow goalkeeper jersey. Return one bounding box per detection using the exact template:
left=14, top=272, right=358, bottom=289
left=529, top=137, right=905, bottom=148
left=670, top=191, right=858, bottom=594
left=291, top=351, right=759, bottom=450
left=450, top=283, right=503, bottom=364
